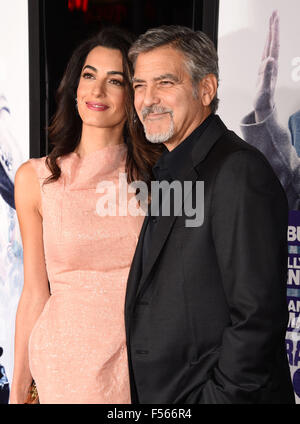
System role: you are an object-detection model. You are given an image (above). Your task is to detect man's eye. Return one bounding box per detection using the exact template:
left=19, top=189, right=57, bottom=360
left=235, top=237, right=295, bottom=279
left=133, top=84, right=143, bottom=91
left=160, top=80, right=173, bottom=86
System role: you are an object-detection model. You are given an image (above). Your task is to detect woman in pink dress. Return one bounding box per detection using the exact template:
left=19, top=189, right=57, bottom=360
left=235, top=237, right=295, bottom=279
left=9, top=27, right=162, bottom=404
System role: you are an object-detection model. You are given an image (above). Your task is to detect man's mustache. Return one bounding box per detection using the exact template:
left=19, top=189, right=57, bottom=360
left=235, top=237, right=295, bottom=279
left=141, top=106, right=173, bottom=121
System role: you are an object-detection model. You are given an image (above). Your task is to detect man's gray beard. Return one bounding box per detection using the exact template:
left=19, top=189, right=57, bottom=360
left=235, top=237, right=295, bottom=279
left=143, top=118, right=175, bottom=144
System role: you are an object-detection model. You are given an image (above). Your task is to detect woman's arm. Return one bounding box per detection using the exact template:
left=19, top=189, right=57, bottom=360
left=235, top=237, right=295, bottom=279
left=9, top=161, right=50, bottom=403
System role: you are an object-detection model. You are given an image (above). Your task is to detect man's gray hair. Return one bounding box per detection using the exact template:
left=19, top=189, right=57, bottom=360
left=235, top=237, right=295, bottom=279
left=128, top=25, right=219, bottom=113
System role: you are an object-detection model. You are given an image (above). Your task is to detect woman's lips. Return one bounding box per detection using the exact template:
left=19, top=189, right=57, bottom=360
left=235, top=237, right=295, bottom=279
left=86, top=102, right=109, bottom=111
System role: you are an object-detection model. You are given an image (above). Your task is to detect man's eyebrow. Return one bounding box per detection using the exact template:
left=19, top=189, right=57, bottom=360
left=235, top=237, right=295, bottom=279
left=82, top=65, right=124, bottom=77
left=154, top=73, right=179, bottom=82
left=132, top=77, right=145, bottom=84
left=132, top=74, right=179, bottom=84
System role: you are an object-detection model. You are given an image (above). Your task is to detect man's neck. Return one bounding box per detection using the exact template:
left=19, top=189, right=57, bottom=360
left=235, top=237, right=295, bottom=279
left=164, top=111, right=212, bottom=152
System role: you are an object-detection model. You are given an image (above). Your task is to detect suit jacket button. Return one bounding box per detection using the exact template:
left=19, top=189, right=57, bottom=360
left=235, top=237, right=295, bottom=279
left=135, top=349, right=149, bottom=355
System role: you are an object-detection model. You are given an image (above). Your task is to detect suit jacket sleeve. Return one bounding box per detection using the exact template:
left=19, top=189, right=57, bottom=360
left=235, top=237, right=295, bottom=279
left=197, top=149, right=289, bottom=403
left=288, top=110, right=300, bottom=155
left=240, top=108, right=300, bottom=210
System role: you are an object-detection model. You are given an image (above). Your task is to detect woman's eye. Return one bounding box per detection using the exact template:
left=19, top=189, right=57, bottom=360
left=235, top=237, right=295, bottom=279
left=109, top=79, right=124, bottom=86
left=82, top=72, right=95, bottom=79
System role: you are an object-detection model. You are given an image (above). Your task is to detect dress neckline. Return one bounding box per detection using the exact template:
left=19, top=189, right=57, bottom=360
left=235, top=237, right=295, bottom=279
left=58, top=142, right=127, bottom=187
left=69, top=142, right=126, bottom=161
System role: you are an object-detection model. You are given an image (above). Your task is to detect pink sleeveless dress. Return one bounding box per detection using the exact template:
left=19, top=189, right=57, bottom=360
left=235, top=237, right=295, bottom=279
left=27, top=143, right=144, bottom=404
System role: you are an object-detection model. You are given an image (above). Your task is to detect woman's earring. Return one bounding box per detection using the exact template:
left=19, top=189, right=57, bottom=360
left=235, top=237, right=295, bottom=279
left=75, top=98, right=78, bottom=109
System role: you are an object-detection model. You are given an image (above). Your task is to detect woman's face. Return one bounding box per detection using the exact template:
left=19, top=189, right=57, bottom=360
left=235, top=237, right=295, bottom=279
left=76, top=46, right=127, bottom=131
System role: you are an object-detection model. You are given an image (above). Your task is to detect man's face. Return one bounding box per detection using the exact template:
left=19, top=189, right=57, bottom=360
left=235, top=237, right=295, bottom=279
left=133, top=45, right=210, bottom=150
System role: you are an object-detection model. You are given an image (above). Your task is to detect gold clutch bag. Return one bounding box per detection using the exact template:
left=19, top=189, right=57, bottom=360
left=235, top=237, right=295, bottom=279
left=24, top=380, right=39, bottom=404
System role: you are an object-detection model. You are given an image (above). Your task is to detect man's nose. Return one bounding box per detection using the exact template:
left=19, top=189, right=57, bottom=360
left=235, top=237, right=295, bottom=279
left=142, top=85, right=160, bottom=107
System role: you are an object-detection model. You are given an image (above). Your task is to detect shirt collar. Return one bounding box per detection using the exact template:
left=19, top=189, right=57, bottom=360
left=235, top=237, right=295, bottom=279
left=152, top=114, right=214, bottom=181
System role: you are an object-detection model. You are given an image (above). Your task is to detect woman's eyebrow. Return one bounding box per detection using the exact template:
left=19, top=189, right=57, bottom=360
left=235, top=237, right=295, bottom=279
left=82, top=65, right=97, bottom=72
left=107, top=71, right=125, bottom=77
left=82, top=65, right=124, bottom=77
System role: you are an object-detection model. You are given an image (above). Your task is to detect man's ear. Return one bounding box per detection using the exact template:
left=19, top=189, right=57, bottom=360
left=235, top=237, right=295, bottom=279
left=198, top=74, right=218, bottom=107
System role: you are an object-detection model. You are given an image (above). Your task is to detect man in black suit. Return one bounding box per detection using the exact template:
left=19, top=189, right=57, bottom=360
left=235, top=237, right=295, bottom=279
left=125, top=25, right=295, bottom=404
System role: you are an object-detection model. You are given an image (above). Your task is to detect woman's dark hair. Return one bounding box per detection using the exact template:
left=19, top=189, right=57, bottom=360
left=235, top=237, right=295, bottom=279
left=45, top=26, right=163, bottom=186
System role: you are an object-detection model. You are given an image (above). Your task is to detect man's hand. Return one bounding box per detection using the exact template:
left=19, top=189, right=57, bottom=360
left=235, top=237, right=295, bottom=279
left=254, top=10, right=280, bottom=123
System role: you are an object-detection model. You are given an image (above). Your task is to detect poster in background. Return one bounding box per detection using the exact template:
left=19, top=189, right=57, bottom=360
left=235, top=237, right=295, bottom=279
left=0, top=0, right=29, bottom=402
left=218, top=0, right=300, bottom=402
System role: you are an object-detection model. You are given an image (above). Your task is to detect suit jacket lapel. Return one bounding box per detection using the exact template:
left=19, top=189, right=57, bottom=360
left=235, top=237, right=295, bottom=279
left=135, top=167, right=198, bottom=301
left=126, top=115, right=228, bottom=310
left=125, top=209, right=149, bottom=314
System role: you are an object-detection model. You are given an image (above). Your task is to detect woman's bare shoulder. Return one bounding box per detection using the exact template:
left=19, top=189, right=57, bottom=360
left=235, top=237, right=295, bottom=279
left=15, top=160, right=42, bottom=215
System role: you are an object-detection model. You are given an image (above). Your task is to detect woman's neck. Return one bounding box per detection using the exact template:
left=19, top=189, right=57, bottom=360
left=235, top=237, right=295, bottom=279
left=75, top=124, right=124, bottom=158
